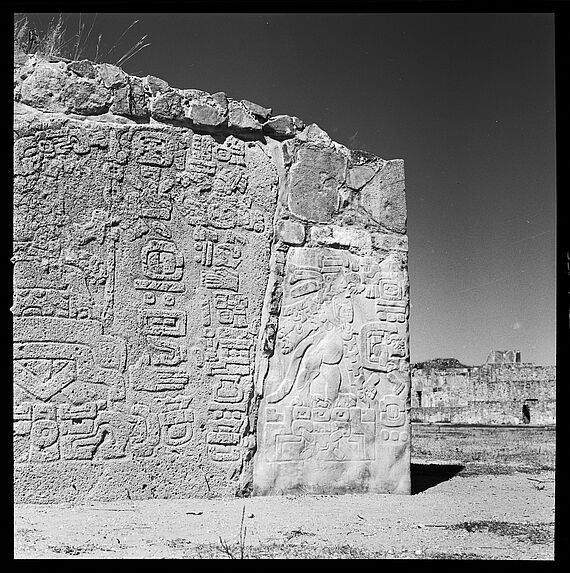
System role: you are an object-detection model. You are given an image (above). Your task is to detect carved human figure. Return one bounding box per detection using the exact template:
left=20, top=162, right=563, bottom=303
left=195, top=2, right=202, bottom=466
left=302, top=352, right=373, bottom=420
left=266, top=290, right=353, bottom=407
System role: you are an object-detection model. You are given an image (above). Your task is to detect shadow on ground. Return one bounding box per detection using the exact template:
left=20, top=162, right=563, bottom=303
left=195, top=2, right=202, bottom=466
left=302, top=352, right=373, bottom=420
left=411, top=463, right=465, bottom=494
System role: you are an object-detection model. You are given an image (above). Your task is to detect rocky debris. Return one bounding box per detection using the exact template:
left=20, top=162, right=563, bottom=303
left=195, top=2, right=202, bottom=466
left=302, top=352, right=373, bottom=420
left=13, top=54, right=311, bottom=141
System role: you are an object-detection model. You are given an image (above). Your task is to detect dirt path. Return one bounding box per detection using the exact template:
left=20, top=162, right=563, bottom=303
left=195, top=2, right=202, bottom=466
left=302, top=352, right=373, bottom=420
left=14, top=462, right=555, bottom=559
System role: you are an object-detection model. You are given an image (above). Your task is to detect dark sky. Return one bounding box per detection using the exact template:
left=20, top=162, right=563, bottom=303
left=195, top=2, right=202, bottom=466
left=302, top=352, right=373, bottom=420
left=21, top=12, right=557, bottom=366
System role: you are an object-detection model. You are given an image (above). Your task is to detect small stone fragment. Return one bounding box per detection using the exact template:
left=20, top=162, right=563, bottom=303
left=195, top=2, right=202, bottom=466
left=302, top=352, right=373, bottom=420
left=277, top=219, right=306, bottom=246
left=228, top=100, right=262, bottom=132
left=19, top=61, right=70, bottom=112
left=63, top=78, right=111, bottom=115
left=347, top=164, right=377, bottom=190
left=298, top=123, right=332, bottom=146
left=150, top=90, right=185, bottom=122
left=186, top=90, right=228, bottom=128
left=292, top=116, right=305, bottom=130
left=359, top=159, right=406, bottom=234
left=110, top=77, right=149, bottom=119
left=262, top=115, right=297, bottom=139
left=96, top=63, right=128, bottom=88
left=241, top=99, right=272, bottom=121
left=67, top=60, right=97, bottom=79
left=144, top=75, right=170, bottom=95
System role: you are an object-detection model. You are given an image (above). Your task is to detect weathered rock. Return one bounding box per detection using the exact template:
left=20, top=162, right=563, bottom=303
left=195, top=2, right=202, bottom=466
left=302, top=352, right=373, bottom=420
left=19, top=60, right=70, bottom=113
left=292, top=116, right=305, bottom=130
left=186, top=91, right=228, bottom=128
left=308, top=224, right=373, bottom=253
left=150, top=90, right=185, bottom=122
left=96, top=63, right=128, bottom=88
left=63, top=78, right=111, bottom=115
left=297, top=123, right=332, bottom=147
left=241, top=99, right=272, bottom=121
left=67, top=60, right=97, bottom=79
left=347, top=164, right=378, bottom=190
left=144, top=75, right=170, bottom=96
left=228, top=100, right=262, bottom=133
left=110, top=76, right=149, bottom=119
left=263, top=115, right=297, bottom=139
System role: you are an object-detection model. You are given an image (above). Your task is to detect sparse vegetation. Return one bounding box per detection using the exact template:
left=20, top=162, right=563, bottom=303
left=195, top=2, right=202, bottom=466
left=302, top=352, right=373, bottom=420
left=14, top=13, right=150, bottom=65
left=443, top=521, right=555, bottom=545
left=217, top=505, right=248, bottom=559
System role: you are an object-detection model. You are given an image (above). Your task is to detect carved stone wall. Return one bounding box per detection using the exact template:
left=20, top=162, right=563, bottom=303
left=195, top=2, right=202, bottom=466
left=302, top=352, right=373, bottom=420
left=13, top=54, right=410, bottom=501
left=411, top=360, right=556, bottom=425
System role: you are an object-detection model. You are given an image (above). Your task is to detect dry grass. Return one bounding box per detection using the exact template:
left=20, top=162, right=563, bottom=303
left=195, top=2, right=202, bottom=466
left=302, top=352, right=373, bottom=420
left=14, top=13, right=150, bottom=65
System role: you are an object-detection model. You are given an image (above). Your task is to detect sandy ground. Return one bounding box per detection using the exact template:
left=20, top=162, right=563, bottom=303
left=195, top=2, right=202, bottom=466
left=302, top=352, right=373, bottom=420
left=14, top=461, right=555, bottom=559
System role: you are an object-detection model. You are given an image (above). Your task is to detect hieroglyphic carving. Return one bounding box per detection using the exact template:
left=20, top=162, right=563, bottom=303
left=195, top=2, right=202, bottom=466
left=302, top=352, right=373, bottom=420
left=14, top=395, right=195, bottom=462
left=14, top=113, right=276, bottom=496
left=130, top=219, right=189, bottom=391
left=13, top=317, right=127, bottom=402
left=255, top=246, right=410, bottom=492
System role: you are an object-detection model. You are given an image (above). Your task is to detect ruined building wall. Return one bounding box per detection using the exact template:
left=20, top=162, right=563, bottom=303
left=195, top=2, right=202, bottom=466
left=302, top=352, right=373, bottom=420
left=13, top=55, right=410, bottom=502
left=411, top=361, right=556, bottom=425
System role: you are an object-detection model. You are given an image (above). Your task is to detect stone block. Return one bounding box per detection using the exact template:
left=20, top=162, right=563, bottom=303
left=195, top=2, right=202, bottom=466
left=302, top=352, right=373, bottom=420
left=228, top=100, right=262, bottom=133
left=63, top=78, right=111, bottom=115
left=288, top=145, right=347, bottom=223
left=150, top=91, right=185, bottom=122
left=359, top=160, right=407, bottom=234
left=19, top=61, right=70, bottom=113
left=96, top=63, right=128, bottom=88
left=186, top=91, right=228, bottom=128
left=67, top=60, right=97, bottom=79
left=110, top=76, right=149, bottom=119
left=253, top=246, right=411, bottom=495
left=277, top=219, right=306, bottom=246
left=144, top=75, right=170, bottom=96
left=241, top=99, right=272, bottom=121
left=263, top=115, right=297, bottom=139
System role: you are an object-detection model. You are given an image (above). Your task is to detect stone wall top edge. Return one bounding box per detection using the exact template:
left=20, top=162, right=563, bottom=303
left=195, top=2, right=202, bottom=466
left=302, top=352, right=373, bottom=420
left=13, top=53, right=403, bottom=165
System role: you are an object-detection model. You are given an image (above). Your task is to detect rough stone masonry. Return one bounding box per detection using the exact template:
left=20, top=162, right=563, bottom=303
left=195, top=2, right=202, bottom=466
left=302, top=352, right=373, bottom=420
left=13, top=54, right=410, bottom=502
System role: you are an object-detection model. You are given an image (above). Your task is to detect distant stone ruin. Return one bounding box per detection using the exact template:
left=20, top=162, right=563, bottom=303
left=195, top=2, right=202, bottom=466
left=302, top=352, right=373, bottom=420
left=411, top=351, right=555, bottom=425
left=485, top=349, right=521, bottom=365
left=13, top=55, right=410, bottom=502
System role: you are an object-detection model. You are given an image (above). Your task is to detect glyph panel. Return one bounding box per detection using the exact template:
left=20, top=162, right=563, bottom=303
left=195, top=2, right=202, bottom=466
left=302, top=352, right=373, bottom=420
left=254, top=247, right=411, bottom=494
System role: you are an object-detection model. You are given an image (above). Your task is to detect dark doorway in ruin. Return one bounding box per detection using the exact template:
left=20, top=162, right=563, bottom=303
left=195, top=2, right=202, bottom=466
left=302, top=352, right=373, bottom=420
left=522, top=403, right=531, bottom=424
left=416, top=391, right=422, bottom=406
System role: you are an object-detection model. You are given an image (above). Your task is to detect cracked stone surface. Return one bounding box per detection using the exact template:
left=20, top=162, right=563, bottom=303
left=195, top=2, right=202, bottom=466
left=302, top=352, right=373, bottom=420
left=13, top=53, right=409, bottom=501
